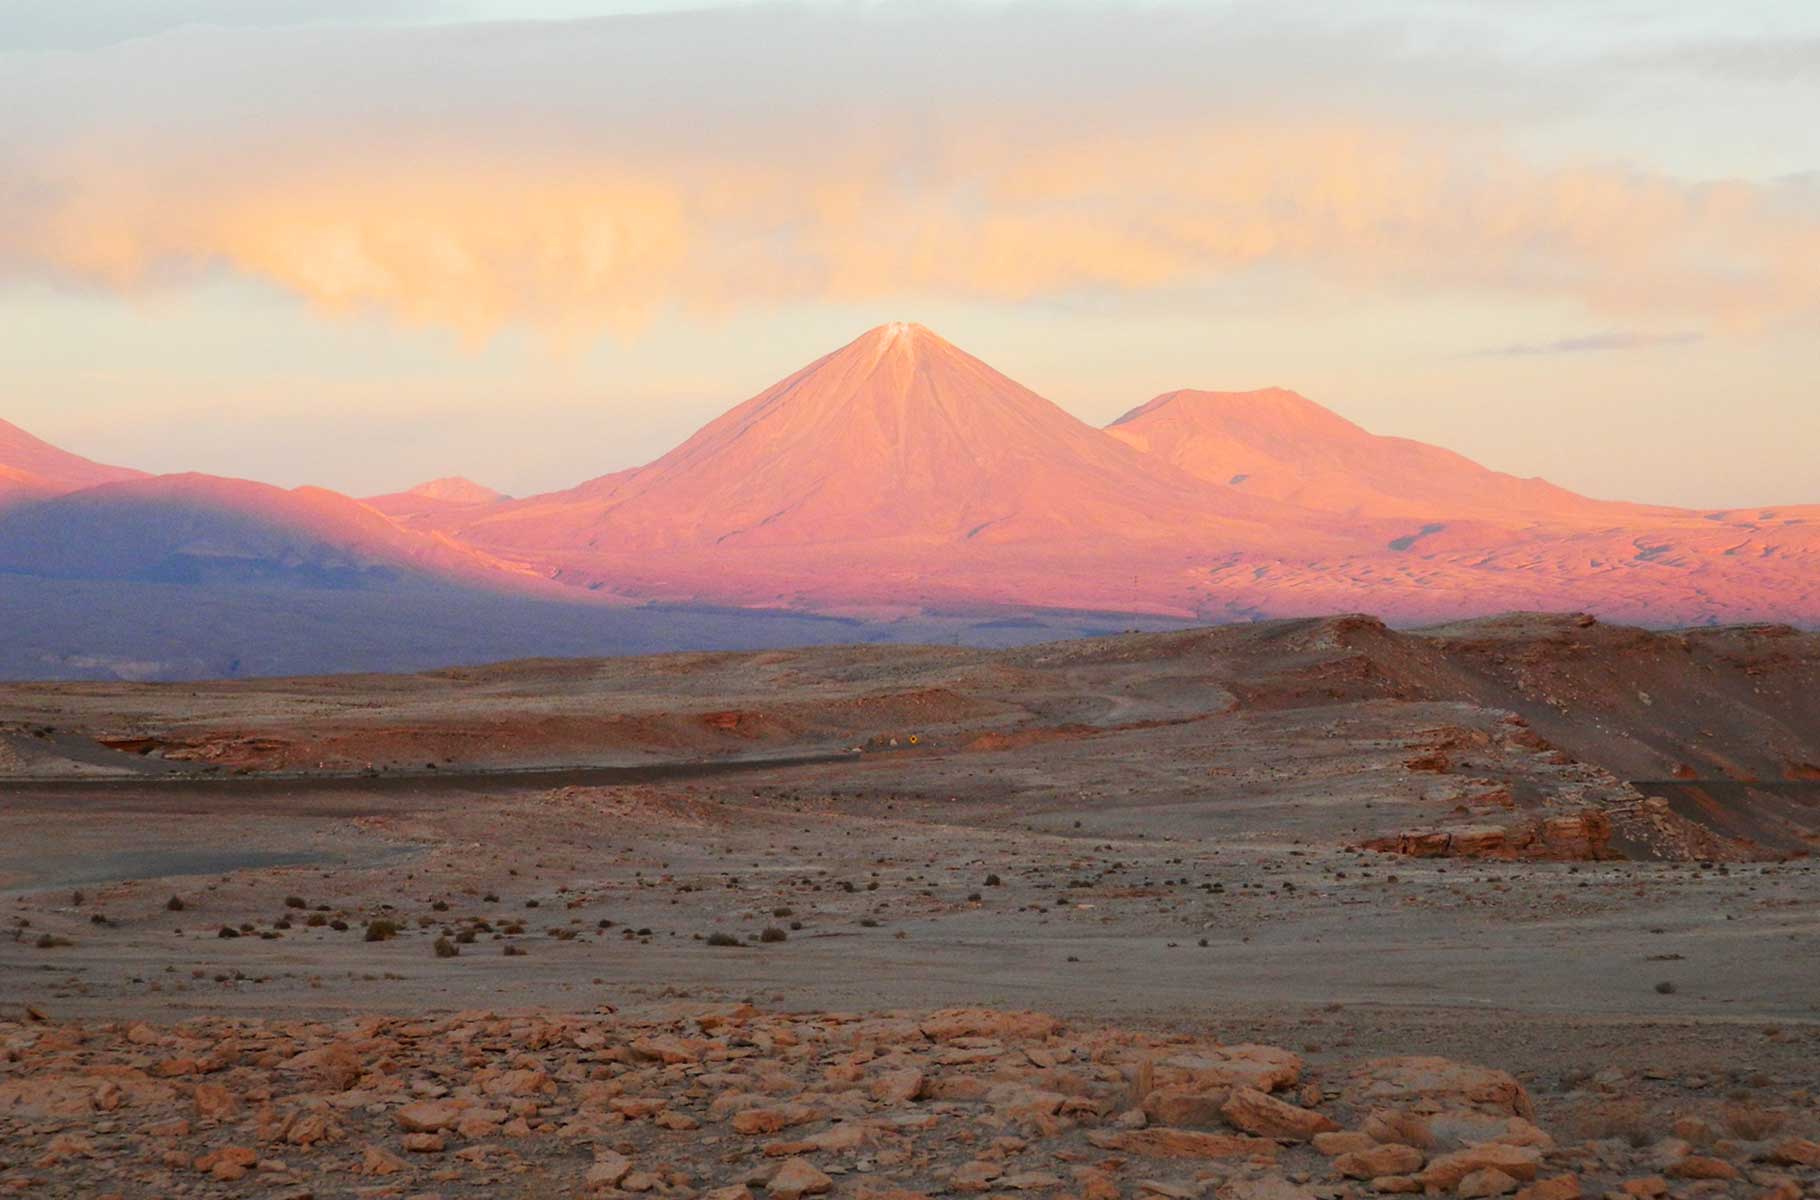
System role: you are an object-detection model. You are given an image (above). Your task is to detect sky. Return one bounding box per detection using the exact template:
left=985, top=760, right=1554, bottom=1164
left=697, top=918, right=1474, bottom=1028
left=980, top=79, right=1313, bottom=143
left=2, top=1, right=1816, bottom=505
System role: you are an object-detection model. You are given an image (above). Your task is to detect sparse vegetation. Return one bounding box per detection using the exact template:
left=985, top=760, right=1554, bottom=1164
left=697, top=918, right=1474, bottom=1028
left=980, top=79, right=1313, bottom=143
left=364, top=919, right=399, bottom=943
left=1720, top=1101, right=1790, bottom=1141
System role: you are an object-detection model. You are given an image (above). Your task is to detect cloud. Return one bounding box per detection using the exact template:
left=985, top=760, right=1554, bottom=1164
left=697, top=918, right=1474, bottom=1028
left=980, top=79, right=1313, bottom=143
left=3, top=5, right=1819, bottom=340
left=1466, top=331, right=1705, bottom=357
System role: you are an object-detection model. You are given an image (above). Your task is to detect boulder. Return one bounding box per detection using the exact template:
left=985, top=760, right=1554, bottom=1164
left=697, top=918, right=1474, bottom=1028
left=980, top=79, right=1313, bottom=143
left=1221, top=1086, right=1338, bottom=1141
left=770, top=1157, right=833, bottom=1200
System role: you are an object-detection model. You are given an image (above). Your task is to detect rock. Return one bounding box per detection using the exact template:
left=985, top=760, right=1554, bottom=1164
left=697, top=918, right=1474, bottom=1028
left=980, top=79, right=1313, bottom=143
left=402, top=1132, right=445, bottom=1153
left=1618, top=1178, right=1668, bottom=1199
left=1458, top=1168, right=1520, bottom=1198
left=1070, top=1168, right=1120, bottom=1200
left=455, top=1109, right=505, bottom=1138
left=1088, top=1127, right=1280, bottom=1161
left=1418, top=1144, right=1542, bottom=1190
left=770, top=1157, right=834, bottom=1200
left=1333, top=1144, right=1426, bottom=1179
left=949, top=1161, right=1003, bottom=1193
left=361, top=1145, right=410, bottom=1176
left=1221, top=1086, right=1338, bottom=1141
left=1769, top=1138, right=1820, bottom=1167
left=998, top=1171, right=1064, bottom=1191
left=870, top=1068, right=925, bottom=1105
left=1160, top=1045, right=1304, bottom=1093
left=1348, top=1058, right=1534, bottom=1119
left=394, top=1099, right=462, bottom=1132
left=1361, top=1109, right=1434, bottom=1150
left=1514, top=1176, right=1580, bottom=1200
left=631, top=1034, right=701, bottom=1064
left=1313, top=1131, right=1377, bottom=1156
left=195, top=1145, right=257, bottom=1181
left=192, top=1083, right=238, bottom=1120
left=733, top=1102, right=818, bottom=1134
left=587, top=1152, right=632, bottom=1189
left=283, top=1110, right=342, bottom=1147
left=1668, top=1156, right=1740, bottom=1181
left=1370, top=1177, right=1424, bottom=1195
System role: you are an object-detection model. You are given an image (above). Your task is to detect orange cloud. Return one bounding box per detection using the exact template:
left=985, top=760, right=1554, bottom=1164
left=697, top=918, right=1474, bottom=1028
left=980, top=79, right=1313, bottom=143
left=5, top=115, right=1817, bottom=339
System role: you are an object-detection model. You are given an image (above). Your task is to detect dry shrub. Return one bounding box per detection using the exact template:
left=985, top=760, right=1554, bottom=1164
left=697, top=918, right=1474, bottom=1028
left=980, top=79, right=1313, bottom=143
left=1720, top=1101, right=1790, bottom=1141
left=1564, top=1099, right=1655, bottom=1149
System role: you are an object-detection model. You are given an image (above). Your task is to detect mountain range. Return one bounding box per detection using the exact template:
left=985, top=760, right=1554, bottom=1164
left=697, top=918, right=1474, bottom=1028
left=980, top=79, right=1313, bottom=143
left=3, top=322, right=1815, bottom=678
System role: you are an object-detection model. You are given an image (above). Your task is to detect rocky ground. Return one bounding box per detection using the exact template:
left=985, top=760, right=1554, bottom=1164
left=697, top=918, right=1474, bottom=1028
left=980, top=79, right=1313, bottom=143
left=2, top=1002, right=1815, bottom=1200
left=0, top=615, right=1815, bottom=1196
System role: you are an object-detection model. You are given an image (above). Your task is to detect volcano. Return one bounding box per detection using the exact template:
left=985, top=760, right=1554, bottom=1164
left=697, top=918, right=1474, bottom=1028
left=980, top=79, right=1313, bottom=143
left=425, top=324, right=1818, bottom=624
left=1105, top=388, right=1637, bottom=523
left=452, top=322, right=1324, bottom=559
left=1, top=325, right=1816, bottom=679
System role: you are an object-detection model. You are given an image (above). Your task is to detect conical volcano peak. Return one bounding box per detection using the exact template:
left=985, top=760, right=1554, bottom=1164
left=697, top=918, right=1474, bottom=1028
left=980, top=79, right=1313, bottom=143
left=1111, top=388, right=1352, bottom=434
left=861, top=320, right=932, bottom=346
left=845, top=321, right=954, bottom=369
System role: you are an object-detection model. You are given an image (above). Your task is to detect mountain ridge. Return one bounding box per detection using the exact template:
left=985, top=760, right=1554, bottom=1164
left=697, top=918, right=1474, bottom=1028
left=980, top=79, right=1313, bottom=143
left=2, top=323, right=1816, bottom=650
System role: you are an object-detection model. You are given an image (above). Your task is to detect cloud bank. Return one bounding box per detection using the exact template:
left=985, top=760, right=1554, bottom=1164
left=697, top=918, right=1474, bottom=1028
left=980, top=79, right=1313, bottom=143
left=4, top=5, right=1818, bottom=340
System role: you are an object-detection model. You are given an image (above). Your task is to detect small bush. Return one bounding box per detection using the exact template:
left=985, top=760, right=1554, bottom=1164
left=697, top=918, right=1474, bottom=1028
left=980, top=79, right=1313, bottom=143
left=306, top=913, right=327, bottom=927
left=503, top=943, right=526, bottom=956
left=165, top=896, right=186, bottom=912
left=283, top=895, right=306, bottom=909
left=364, top=919, right=399, bottom=943
left=859, top=918, right=880, bottom=928
left=985, top=874, right=1002, bottom=887
left=217, top=926, right=240, bottom=939
left=705, top=931, right=742, bottom=947
left=433, top=936, right=459, bottom=958
left=34, top=933, right=72, bottom=949
left=1720, top=1102, right=1789, bottom=1141
left=760, top=926, right=787, bottom=943
left=1654, top=980, right=1678, bottom=995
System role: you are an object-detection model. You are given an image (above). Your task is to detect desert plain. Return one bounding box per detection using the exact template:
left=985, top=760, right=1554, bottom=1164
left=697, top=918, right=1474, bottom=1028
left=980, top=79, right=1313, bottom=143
left=0, top=614, right=1816, bottom=1199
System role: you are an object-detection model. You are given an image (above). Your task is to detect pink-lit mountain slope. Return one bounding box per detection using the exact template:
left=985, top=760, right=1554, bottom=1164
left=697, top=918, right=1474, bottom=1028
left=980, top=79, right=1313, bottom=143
left=0, top=418, right=144, bottom=506
left=423, top=325, right=1819, bottom=625
left=449, top=323, right=1335, bottom=555
left=0, top=472, right=540, bottom=590
left=365, top=477, right=511, bottom=529
left=1105, top=388, right=1650, bottom=523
